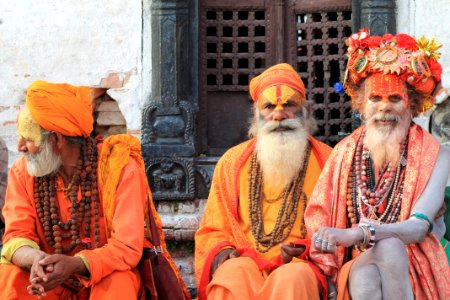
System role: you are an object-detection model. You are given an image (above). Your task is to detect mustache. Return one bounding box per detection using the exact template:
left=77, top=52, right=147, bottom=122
left=368, top=113, right=400, bottom=123
left=260, top=118, right=302, bottom=133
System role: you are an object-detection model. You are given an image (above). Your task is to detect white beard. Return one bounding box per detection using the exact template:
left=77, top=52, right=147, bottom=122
left=255, top=117, right=309, bottom=192
left=25, top=138, right=62, bottom=177
left=364, top=109, right=411, bottom=169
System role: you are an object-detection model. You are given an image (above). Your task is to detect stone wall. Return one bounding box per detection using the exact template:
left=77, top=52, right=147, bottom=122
left=0, top=0, right=147, bottom=166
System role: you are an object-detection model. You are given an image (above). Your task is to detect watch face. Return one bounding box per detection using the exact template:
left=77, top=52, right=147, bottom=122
left=375, top=46, right=398, bottom=65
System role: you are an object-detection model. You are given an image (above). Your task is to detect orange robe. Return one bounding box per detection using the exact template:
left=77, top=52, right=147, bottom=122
left=305, top=124, right=450, bottom=300
left=0, top=135, right=146, bottom=299
left=195, top=137, right=331, bottom=300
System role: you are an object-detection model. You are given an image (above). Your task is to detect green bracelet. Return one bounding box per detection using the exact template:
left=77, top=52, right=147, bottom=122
left=410, top=212, right=433, bottom=233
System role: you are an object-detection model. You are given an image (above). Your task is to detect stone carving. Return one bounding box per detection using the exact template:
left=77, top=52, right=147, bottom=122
left=146, top=157, right=195, bottom=200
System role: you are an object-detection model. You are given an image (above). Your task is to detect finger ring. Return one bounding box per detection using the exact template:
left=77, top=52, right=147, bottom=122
left=315, top=238, right=322, bottom=244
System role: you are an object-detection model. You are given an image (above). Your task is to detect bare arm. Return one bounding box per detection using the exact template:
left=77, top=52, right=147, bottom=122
left=11, top=246, right=46, bottom=270
left=375, top=146, right=450, bottom=244
left=314, top=147, right=450, bottom=251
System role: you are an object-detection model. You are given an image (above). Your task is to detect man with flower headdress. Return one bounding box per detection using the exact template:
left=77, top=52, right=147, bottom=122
left=305, top=30, right=450, bottom=300
left=0, top=81, right=189, bottom=299
left=194, top=63, right=332, bottom=300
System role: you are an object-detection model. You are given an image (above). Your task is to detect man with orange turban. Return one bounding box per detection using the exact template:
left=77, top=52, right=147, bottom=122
left=305, top=30, right=450, bottom=300
left=195, top=63, right=332, bottom=300
left=0, top=81, right=188, bottom=299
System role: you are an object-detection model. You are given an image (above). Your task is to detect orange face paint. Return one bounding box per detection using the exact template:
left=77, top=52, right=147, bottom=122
left=257, top=85, right=305, bottom=111
left=365, top=73, right=409, bottom=107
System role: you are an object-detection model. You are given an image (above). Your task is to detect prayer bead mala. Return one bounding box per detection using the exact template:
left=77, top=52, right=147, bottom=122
left=34, top=137, right=100, bottom=254
left=249, top=144, right=311, bottom=253
left=347, top=130, right=407, bottom=225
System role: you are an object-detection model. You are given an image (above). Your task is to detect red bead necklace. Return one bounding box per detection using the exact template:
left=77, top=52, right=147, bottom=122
left=347, top=130, right=408, bottom=224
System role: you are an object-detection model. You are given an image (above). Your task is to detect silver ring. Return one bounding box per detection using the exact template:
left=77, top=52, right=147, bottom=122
left=315, top=238, right=322, bottom=244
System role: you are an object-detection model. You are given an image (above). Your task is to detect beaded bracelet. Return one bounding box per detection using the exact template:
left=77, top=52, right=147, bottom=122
left=410, top=212, right=433, bottom=233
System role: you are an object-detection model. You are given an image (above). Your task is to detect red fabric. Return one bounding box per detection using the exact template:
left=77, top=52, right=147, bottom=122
left=305, top=124, right=450, bottom=299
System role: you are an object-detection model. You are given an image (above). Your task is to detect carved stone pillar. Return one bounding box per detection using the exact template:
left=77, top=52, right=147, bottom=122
left=142, top=0, right=199, bottom=200
left=353, top=0, right=396, bottom=35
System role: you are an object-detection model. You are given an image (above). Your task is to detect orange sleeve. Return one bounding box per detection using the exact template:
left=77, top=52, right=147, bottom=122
left=2, top=157, right=40, bottom=246
left=78, top=157, right=146, bottom=286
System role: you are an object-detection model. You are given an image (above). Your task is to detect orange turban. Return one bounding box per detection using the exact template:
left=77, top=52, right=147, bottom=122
left=26, top=80, right=93, bottom=137
left=249, top=63, right=305, bottom=102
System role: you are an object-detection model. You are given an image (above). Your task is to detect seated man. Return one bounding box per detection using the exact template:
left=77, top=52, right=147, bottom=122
left=195, top=63, right=332, bottom=300
left=305, top=31, right=450, bottom=300
left=0, top=81, right=186, bottom=299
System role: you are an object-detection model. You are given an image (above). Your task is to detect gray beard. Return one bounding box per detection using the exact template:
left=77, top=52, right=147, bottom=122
left=25, top=138, right=62, bottom=177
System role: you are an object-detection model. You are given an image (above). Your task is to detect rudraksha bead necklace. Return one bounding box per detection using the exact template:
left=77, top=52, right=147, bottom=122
left=34, top=137, right=100, bottom=254
left=249, top=143, right=311, bottom=253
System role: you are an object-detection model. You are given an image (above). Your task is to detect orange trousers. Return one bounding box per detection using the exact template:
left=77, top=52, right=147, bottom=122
left=207, top=257, right=321, bottom=300
left=0, top=264, right=141, bottom=300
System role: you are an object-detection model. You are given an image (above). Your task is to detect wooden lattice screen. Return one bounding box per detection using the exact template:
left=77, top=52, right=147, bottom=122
left=295, top=10, right=353, bottom=145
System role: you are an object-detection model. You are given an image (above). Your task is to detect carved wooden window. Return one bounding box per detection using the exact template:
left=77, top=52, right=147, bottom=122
left=199, top=2, right=268, bottom=155
left=204, top=10, right=267, bottom=91
left=295, top=10, right=352, bottom=146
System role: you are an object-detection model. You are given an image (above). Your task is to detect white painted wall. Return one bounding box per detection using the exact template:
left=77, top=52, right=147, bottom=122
left=397, top=0, right=450, bottom=87
left=0, top=0, right=149, bottom=166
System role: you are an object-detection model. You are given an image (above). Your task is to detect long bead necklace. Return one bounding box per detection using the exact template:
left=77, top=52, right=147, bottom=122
left=347, top=131, right=407, bottom=224
left=249, top=143, right=311, bottom=253
left=34, top=137, right=101, bottom=254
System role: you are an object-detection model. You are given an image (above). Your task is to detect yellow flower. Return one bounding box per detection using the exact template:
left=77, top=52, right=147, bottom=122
left=416, top=36, right=442, bottom=60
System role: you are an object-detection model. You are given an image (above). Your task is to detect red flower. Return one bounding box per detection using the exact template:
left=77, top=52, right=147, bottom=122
left=346, top=28, right=370, bottom=50
left=366, top=36, right=381, bottom=48
left=428, top=59, right=442, bottom=81
left=381, top=34, right=394, bottom=44
left=395, top=34, right=418, bottom=50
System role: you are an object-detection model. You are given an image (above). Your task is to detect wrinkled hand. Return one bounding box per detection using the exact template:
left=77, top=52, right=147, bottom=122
left=312, top=227, right=362, bottom=253
left=280, top=243, right=306, bottom=264
left=27, top=254, right=84, bottom=294
left=210, top=248, right=240, bottom=277
left=27, top=251, right=50, bottom=298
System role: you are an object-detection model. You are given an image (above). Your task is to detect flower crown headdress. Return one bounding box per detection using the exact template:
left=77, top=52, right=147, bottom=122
left=343, top=29, right=442, bottom=113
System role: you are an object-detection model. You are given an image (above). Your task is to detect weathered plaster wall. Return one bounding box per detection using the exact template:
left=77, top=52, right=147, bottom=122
left=0, top=0, right=148, bottom=166
left=397, top=0, right=450, bottom=87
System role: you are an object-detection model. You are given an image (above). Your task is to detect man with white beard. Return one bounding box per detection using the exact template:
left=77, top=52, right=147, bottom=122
left=305, top=31, right=450, bottom=300
left=0, top=81, right=188, bottom=299
left=195, top=63, right=332, bottom=300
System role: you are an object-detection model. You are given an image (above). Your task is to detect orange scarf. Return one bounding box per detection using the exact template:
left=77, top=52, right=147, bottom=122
left=98, top=134, right=189, bottom=299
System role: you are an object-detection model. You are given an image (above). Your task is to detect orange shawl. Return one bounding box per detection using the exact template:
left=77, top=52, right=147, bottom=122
left=98, top=134, right=190, bottom=299
left=195, top=137, right=331, bottom=300
left=305, top=124, right=450, bottom=300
